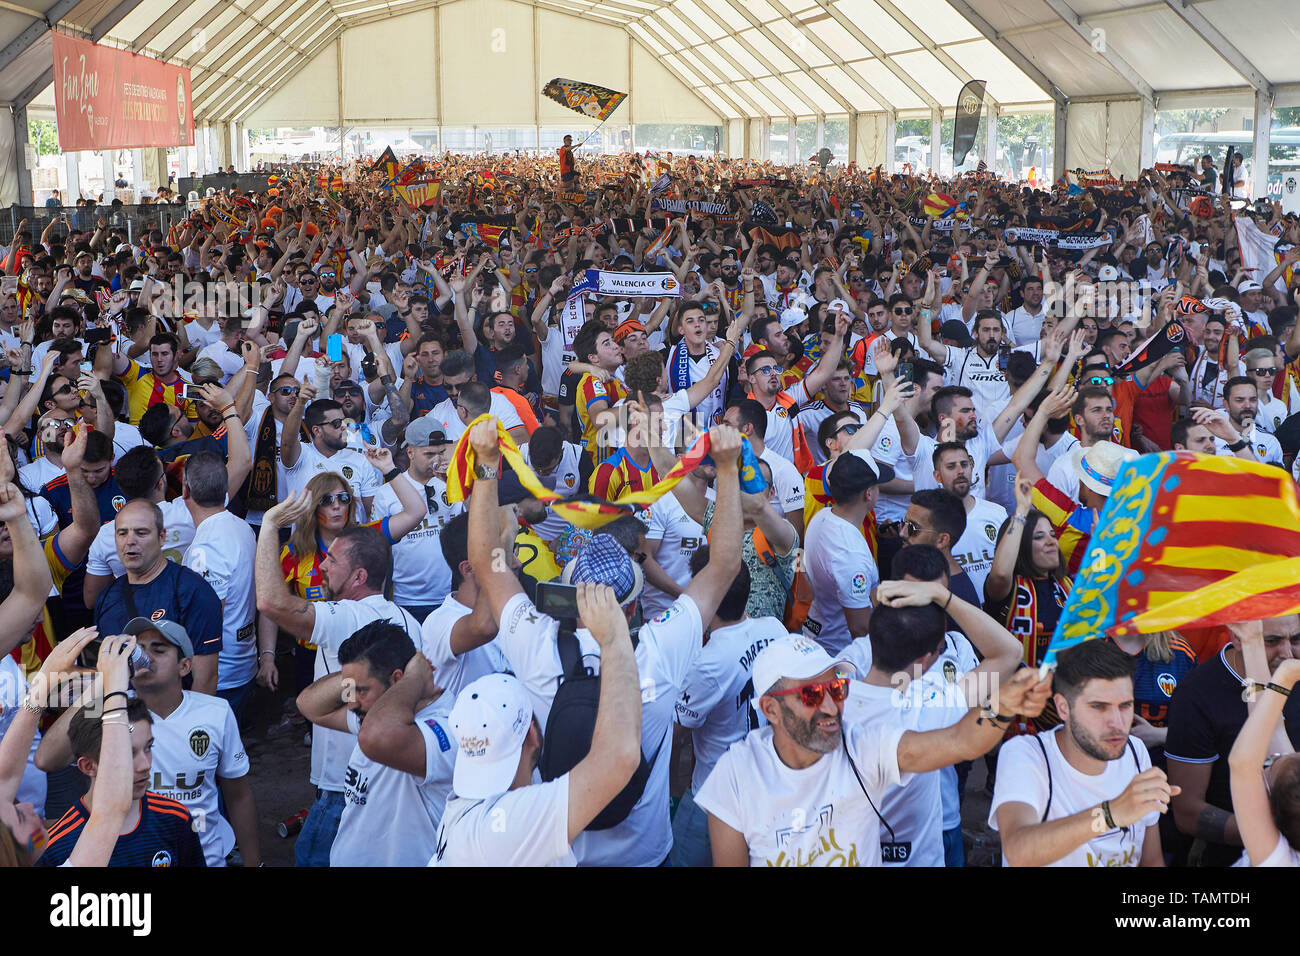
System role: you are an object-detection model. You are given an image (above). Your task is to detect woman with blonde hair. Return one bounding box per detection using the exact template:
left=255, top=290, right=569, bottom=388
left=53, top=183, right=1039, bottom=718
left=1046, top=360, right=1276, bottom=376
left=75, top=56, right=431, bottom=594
left=262, top=448, right=426, bottom=693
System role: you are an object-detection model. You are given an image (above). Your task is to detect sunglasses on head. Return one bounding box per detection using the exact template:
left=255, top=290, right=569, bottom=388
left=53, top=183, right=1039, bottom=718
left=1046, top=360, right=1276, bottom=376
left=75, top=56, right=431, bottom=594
left=769, top=676, right=851, bottom=709
left=318, top=491, right=353, bottom=506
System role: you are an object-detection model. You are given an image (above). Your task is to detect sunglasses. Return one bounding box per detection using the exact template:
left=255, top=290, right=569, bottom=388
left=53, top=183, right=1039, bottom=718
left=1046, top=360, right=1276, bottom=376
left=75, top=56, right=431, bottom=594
left=322, top=418, right=346, bottom=430
left=52, top=383, right=75, bottom=396
left=769, top=676, right=851, bottom=709
left=299, top=275, right=317, bottom=283
left=318, top=491, right=353, bottom=506
left=1085, top=375, right=1115, bottom=386
left=43, top=418, right=75, bottom=429
left=837, top=422, right=861, bottom=435
left=275, top=385, right=300, bottom=396
left=893, top=307, right=914, bottom=315
left=753, top=365, right=781, bottom=376
left=901, top=519, right=936, bottom=537
left=1251, top=367, right=1279, bottom=376
left=524, top=268, right=539, bottom=275
left=318, top=272, right=336, bottom=279
left=335, top=386, right=363, bottom=397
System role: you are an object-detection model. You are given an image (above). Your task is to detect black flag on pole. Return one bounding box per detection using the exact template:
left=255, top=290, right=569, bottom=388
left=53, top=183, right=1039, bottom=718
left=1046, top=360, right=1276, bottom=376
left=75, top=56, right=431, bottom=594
left=952, top=79, right=986, bottom=169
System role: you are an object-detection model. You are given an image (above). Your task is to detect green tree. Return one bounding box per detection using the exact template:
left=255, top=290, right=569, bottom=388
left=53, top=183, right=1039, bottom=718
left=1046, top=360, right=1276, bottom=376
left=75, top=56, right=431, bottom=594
left=29, top=118, right=58, bottom=156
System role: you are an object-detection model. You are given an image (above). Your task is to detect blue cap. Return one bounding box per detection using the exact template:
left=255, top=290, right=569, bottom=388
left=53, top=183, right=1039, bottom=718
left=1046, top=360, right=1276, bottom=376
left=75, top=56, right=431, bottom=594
left=565, top=534, right=642, bottom=606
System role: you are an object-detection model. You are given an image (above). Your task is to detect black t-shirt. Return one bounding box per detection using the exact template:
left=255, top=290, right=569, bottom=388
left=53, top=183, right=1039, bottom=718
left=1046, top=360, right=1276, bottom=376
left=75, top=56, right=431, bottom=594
left=38, top=792, right=206, bottom=867
left=1165, top=647, right=1300, bottom=857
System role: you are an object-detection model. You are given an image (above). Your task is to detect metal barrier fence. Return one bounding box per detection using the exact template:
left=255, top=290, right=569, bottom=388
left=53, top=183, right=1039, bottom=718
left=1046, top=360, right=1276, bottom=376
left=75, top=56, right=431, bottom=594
left=0, top=205, right=189, bottom=247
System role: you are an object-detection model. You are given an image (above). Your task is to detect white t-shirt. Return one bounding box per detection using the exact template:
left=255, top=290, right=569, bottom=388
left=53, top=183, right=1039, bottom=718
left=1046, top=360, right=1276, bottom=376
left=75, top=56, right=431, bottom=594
left=1046, top=451, right=1082, bottom=505
left=0, top=654, right=46, bottom=813
left=109, top=421, right=149, bottom=463
left=642, top=491, right=706, bottom=619
left=1217, top=426, right=1283, bottom=467
left=1255, top=833, right=1300, bottom=867
left=419, top=594, right=510, bottom=701
left=308, top=594, right=422, bottom=791
left=843, top=678, right=967, bottom=866
left=284, top=443, right=382, bottom=518
left=87, top=497, right=195, bottom=577
left=195, top=342, right=245, bottom=385
left=950, top=496, right=1009, bottom=603
left=871, top=416, right=914, bottom=524
left=674, top=615, right=787, bottom=793
left=759, top=445, right=805, bottom=518
left=19, top=457, right=63, bottom=492
left=432, top=773, right=576, bottom=866
left=148, top=690, right=249, bottom=867
left=695, top=719, right=907, bottom=866
left=494, top=590, right=704, bottom=867
left=802, top=508, right=877, bottom=655
left=183, top=510, right=257, bottom=691
left=758, top=381, right=812, bottom=463
left=426, top=394, right=523, bottom=443
left=520, top=440, right=582, bottom=542
left=997, top=431, right=1078, bottom=511
left=370, top=473, right=461, bottom=608
left=800, top=401, right=869, bottom=466
left=1257, top=394, right=1288, bottom=435
left=988, top=727, right=1158, bottom=867
left=1003, top=305, right=1045, bottom=347
left=330, top=700, right=457, bottom=867
left=939, top=345, right=1010, bottom=411
left=910, top=427, right=999, bottom=503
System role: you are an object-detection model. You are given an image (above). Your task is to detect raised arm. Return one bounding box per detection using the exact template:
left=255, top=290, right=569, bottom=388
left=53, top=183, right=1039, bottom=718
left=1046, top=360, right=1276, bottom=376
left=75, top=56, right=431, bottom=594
left=681, top=425, right=743, bottom=626
left=254, top=492, right=320, bottom=642
left=984, top=474, right=1033, bottom=605
left=465, top=417, right=525, bottom=624
left=0, top=480, right=54, bottom=656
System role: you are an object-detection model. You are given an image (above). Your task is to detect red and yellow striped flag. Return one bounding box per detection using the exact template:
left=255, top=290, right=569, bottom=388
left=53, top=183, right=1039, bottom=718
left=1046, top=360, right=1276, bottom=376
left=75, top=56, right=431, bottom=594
left=1047, top=451, right=1300, bottom=665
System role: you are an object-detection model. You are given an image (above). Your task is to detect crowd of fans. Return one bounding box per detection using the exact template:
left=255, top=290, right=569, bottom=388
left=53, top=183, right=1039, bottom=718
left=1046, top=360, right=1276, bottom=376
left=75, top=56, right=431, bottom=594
left=0, top=143, right=1299, bottom=868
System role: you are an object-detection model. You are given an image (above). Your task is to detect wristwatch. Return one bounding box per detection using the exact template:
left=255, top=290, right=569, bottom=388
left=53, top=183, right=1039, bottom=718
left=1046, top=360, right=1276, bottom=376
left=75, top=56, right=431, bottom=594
left=1226, top=438, right=1249, bottom=452
left=473, top=462, right=499, bottom=480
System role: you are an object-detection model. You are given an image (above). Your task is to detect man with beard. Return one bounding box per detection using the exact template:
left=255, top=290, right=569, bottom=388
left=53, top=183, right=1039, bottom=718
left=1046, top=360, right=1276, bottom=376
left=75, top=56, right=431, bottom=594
left=1003, top=276, right=1047, bottom=347
left=698, top=631, right=1051, bottom=866
left=281, top=391, right=383, bottom=518
left=991, top=639, right=1174, bottom=867
left=256, top=507, right=421, bottom=867
left=70, top=248, right=109, bottom=297
left=1044, top=386, right=1116, bottom=502
left=926, top=443, right=1008, bottom=602
left=409, top=334, right=448, bottom=415
left=917, top=309, right=1011, bottom=410
left=1216, top=376, right=1282, bottom=466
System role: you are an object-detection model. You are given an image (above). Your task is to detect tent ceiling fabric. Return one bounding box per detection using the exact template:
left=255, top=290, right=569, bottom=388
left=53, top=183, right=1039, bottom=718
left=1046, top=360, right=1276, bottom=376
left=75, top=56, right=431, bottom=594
left=1, top=0, right=1297, bottom=125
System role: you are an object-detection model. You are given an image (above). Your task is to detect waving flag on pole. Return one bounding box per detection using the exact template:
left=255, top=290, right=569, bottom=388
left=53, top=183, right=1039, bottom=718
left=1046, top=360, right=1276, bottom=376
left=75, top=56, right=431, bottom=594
left=1043, top=452, right=1300, bottom=667
left=541, top=78, right=627, bottom=121
left=371, top=147, right=400, bottom=187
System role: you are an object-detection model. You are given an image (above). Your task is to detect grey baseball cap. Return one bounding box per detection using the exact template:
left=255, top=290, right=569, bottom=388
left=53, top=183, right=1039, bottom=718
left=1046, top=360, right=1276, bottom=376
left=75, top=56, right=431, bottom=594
left=403, top=416, right=453, bottom=448
left=122, top=617, right=194, bottom=658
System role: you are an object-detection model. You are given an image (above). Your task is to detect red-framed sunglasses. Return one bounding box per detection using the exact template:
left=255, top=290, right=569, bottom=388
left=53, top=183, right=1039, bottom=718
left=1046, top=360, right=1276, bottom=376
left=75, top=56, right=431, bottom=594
left=768, top=676, right=851, bottom=709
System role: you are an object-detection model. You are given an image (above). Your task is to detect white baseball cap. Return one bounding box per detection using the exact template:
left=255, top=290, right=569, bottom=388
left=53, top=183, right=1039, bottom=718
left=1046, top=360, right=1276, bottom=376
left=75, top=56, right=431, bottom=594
left=449, top=673, right=534, bottom=799
left=1096, top=264, right=1120, bottom=282
left=752, top=635, right=854, bottom=701
left=779, top=306, right=807, bottom=331
left=1237, top=279, right=1263, bottom=293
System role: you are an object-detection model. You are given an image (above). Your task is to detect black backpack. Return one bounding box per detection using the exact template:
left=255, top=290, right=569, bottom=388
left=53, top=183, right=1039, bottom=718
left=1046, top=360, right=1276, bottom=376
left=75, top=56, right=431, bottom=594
left=538, top=625, right=662, bottom=831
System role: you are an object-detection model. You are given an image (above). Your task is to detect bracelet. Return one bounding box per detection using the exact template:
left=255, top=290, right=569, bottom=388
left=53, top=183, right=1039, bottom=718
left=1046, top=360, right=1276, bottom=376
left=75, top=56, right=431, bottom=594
left=1249, top=680, right=1292, bottom=698
left=100, top=706, right=128, bottom=718
left=941, top=589, right=953, bottom=612
left=383, top=467, right=400, bottom=483
left=219, top=403, right=235, bottom=414
left=1101, top=800, right=1118, bottom=830
left=20, top=694, right=43, bottom=714
left=1011, top=514, right=1027, bottom=525
left=101, top=716, right=128, bottom=726
left=103, top=691, right=128, bottom=705
left=1226, top=438, right=1248, bottom=452
left=259, top=650, right=276, bottom=659
left=222, top=413, right=240, bottom=422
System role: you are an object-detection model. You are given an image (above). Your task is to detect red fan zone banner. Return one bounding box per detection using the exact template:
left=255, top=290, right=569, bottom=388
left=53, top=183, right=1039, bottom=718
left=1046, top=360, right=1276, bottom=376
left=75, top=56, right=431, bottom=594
left=53, top=32, right=194, bottom=150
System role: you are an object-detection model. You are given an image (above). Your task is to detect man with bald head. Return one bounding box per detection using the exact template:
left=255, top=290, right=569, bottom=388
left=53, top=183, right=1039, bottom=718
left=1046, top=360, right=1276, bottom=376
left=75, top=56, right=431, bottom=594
left=93, top=498, right=224, bottom=695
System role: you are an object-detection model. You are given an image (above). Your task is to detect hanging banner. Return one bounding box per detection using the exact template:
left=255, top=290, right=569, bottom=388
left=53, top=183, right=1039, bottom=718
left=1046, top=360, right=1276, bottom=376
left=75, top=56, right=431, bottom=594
left=649, top=197, right=730, bottom=216
left=952, top=79, right=986, bottom=168
left=53, top=32, right=194, bottom=151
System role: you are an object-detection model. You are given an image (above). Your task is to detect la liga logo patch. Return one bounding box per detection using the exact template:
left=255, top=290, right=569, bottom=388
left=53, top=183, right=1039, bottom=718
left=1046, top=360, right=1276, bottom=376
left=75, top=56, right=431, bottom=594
left=852, top=573, right=867, bottom=589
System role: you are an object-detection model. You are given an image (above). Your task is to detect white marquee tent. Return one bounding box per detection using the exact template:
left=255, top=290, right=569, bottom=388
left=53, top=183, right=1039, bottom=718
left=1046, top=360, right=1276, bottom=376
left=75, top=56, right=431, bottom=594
left=0, top=0, right=1296, bottom=202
